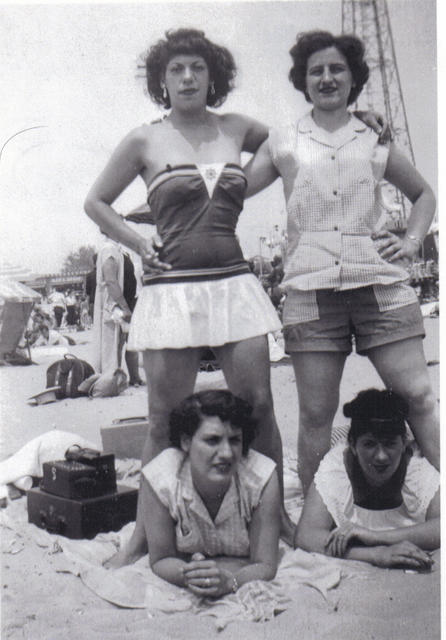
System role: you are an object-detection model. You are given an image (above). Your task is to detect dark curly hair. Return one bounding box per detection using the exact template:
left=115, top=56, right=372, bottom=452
left=344, top=389, right=409, bottom=444
left=288, top=30, right=369, bottom=105
left=169, top=389, right=257, bottom=456
left=143, top=28, right=236, bottom=109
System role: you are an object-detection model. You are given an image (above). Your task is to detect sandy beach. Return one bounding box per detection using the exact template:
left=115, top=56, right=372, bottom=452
left=0, top=318, right=440, bottom=639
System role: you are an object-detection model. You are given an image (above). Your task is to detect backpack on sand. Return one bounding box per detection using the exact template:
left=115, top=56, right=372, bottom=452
left=46, top=354, right=95, bottom=400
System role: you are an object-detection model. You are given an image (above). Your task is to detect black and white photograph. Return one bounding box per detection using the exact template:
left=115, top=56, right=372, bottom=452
left=0, top=1, right=440, bottom=638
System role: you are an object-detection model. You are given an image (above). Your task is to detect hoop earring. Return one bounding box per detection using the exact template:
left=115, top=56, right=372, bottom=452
left=209, top=81, right=215, bottom=96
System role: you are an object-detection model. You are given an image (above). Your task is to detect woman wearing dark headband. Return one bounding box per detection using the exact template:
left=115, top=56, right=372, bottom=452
left=295, top=389, right=439, bottom=569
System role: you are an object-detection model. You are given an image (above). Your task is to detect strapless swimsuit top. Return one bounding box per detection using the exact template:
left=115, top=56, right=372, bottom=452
left=144, top=163, right=250, bottom=285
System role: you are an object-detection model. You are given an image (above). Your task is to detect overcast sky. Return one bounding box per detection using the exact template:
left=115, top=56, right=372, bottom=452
left=0, top=0, right=437, bottom=274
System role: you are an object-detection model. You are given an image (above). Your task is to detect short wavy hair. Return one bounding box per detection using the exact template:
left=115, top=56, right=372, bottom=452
left=143, top=28, right=236, bottom=109
left=169, top=389, right=257, bottom=456
left=288, top=30, right=369, bottom=105
left=344, top=389, right=409, bottom=444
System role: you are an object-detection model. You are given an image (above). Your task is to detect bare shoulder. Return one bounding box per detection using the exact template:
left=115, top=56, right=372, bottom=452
left=117, top=123, right=164, bottom=166
left=220, top=112, right=262, bottom=132
left=220, top=112, right=269, bottom=153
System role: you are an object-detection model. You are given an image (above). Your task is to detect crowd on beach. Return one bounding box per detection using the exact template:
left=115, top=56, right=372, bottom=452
left=15, top=26, right=439, bottom=603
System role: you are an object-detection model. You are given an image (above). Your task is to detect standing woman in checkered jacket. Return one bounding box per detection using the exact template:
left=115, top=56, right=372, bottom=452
left=244, top=31, right=438, bottom=496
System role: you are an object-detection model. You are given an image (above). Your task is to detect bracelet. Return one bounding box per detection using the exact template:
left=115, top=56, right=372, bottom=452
left=406, top=234, right=422, bottom=248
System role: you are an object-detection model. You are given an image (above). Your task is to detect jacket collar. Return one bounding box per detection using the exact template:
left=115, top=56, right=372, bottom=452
left=297, top=111, right=367, bottom=149
left=179, top=457, right=240, bottom=526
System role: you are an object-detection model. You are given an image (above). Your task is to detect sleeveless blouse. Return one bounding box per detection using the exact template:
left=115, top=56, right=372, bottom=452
left=314, top=444, right=439, bottom=530
left=268, top=113, right=411, bottom=295
left=142, top=448, right=276, bottom=557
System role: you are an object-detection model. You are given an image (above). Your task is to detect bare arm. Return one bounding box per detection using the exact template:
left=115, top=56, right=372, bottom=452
left=85, top=129, right=147, bottom=252
left=243, top=139, right=279, bottom=198
left=141, top=476, right=190, bottom=587
left=235, top=468, right=280, bottom=582
left=84, top=128, right=171, bottom=271
left=294, top=481, right=334, bottom=554
left=296, top=481, right=436, bottom=570
left=347, top=489, right=440, bottom=551
left=241, top=116, right=270, bottom=153
left=373, top=143, right=436, bottom=263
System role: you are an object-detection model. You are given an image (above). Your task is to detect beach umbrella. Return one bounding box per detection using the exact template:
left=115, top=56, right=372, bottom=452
left=0, top=278, right=40, bottom=357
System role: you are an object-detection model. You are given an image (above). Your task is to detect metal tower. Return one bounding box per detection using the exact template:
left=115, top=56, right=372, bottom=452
left=342, top=0, right=414, bottom=229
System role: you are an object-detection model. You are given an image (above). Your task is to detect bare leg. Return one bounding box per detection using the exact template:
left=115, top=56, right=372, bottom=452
left=367, top=336, right=439, bottom=469
left=125, top=350, right=143, bottom=385
left=105, top=348, right=202, bottom=568
left=214, top=335, right=295, bottom=546
left=291, top=351, right=347, bottom=496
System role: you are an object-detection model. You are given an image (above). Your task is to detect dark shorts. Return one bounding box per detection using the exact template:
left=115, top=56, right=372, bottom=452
left=283, top=286, right=425, bottom=355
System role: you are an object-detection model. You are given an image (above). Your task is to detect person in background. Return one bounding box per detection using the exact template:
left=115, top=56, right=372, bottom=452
left=139, top=389, right=279, bottom=596
left=85, top=254, right=97, bottom=320
left=295, top=389, right=439, bottom=569
left=93, top=234, right=142, bottom=384
left=48, top=288, right=66, bottom=328
left=244, top=30, right=438, bottom=495
left=65, top=290, right=78, bottom=327
left=79, top=295, right=92, bottom=329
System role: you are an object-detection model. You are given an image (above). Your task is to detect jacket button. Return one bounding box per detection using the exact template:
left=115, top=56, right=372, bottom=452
left=331, top=155, right=335, bottom=160
left=334, top=226, right=339, bottom=231
left=333, top=190, right=338, bottom=195
left=335, top=260, right=340, bottom=265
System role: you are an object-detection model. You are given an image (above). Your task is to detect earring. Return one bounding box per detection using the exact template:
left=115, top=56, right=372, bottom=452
left=162, top=85, right=168, bottom=100
left=209, top=81, right=215, bottom=96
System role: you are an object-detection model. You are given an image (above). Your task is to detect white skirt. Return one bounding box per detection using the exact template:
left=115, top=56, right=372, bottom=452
left=127, top=273, right=281, bottom=350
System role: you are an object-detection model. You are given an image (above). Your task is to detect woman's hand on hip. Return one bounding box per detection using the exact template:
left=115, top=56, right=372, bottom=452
left=373, top=542, right=434, bottom=570
left=325, top=522, right=378, bottom=557
left=137, top=235, right=172, bottom=274
left=372, top=229, right=417, bottom=265
left=182, top=556, right=234, bottom=598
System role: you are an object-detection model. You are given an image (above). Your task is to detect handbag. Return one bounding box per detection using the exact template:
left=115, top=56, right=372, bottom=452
left=78, top=368, right=128, bottom=398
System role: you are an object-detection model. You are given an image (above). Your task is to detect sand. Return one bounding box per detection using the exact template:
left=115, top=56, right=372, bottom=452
left=0, top=319, right=440, bottom=639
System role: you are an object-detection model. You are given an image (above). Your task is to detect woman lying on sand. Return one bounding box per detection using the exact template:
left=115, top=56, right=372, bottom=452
left=295, top=389, right=440, bottom=569
left=139, top=389, right=279, bottom=596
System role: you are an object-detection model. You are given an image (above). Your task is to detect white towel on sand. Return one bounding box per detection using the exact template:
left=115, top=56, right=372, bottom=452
left=0, top=430, right=98, bottom=497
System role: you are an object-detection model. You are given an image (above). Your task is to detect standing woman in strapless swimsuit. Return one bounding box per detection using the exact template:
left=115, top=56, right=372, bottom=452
left=85, top=28, right=294, bottom=564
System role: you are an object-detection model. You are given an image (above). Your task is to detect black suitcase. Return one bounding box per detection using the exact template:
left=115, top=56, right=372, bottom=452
left=65, top=447, right=117, bottom=491
left=27, top=484, right=138, bottom=539
left=41, top=456, right=117, bottom=499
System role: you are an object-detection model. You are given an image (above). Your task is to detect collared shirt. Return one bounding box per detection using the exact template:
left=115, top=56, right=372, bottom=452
left=142, top=448, right=275, bottom=558
left=269, top=113, right=411, bottom=296
left=314, top=444, right=439, bottom=529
